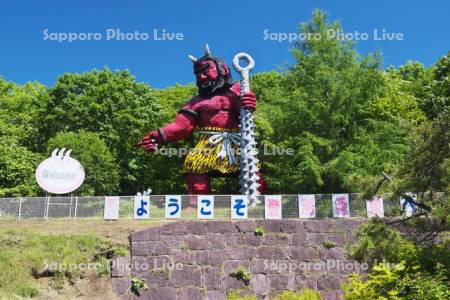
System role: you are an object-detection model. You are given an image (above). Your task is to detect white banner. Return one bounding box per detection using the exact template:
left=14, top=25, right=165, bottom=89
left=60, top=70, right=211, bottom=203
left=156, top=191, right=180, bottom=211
left=332, top=194, right=350, bottom=218
left=165, top=195, right=181, bottom=219
left=104, top=196, right=120, bottom=220
left=400, top=193, right=417, bottom=217
left=298, top=194, right=316, bottom=218
left=134, top=196, right=150, bottom=219
left=366, top=195, right=384, bottom=218
left=265, top=195, right=282, bottom=219
left=231, top=195, right=248, bottom=219
left=197, top=195, right=214, bottom=219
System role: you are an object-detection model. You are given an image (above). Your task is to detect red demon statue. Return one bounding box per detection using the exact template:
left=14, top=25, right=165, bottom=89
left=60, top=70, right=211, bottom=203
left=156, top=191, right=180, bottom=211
left=138, top=45, right=265, bottom=194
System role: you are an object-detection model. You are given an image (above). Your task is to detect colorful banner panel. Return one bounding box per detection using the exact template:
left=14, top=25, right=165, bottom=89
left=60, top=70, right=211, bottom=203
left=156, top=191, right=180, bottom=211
left=197, top=195, right=214, bottom=219
left=134, top=196, right=150, bottom=219
left=298, top=194, right=316, bottom=218
left=366, top=195, right=384, bottom=218
left=231, top=195, right=248, bottom=219
left=165, top=195, right=182, bottom=219
left=265, top=195, right=282, bottom=219
left=400, top=193, right=417, bottom=217
left=332, top=194, right=350, bottom=218
left=104, top=196, right=120, bottom=220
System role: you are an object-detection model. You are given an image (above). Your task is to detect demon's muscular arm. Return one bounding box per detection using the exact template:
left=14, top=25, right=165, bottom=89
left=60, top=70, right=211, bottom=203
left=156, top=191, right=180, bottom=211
left=138, top=105, right=198, bottom=152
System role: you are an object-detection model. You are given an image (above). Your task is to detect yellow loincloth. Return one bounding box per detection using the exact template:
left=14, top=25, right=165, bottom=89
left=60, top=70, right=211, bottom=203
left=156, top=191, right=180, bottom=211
left=183, top=127, right=241, bottom=175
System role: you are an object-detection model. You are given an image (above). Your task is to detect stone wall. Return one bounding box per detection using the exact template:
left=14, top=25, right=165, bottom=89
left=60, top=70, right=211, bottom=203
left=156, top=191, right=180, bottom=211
left=112, top=219, right=365, bottom=300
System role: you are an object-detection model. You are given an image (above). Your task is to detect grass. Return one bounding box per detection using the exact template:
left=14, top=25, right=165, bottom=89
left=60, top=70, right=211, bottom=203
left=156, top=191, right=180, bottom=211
left=0, top=228, right=106, bottom=297
left=0, top=219, right=165, bottom=298
left=227, top=289, right=323, bottom=299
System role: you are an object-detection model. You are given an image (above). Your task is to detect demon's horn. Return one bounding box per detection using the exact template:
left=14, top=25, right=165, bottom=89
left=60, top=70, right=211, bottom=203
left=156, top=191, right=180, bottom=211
left=188, top=55, right=197, bottom=63
left=205, top=43, right=211, bottom=57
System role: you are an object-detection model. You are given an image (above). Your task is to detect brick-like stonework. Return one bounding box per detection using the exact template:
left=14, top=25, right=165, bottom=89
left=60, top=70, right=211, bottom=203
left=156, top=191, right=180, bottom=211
left=113, top=219, right=365, bottom=300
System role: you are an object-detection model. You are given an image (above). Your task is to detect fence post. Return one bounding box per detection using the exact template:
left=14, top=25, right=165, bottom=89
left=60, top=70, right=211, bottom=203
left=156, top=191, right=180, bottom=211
left=18, top=197, right=23, bottom=220
left=74, top=196, right=78, bottom=219
left=69, top=194, right=73, bottom=219
left=45, top=195, right=50, bottom=220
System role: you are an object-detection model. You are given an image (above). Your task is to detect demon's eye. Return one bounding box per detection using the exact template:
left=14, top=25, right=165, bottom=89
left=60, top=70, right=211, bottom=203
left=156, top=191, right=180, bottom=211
left=194, top=64, right=210, bottom=75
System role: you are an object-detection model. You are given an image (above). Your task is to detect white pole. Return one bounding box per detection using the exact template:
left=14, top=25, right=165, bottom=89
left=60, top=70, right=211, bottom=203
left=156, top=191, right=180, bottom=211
left=232, top=52, right=260, bottom=204
left=69, top=194, right=73, bottom=219
left=45, top=195, right=50, bottom=220
left=74, top=196, right=78, bottom=219
left=18, top=197, right=23, bottom=220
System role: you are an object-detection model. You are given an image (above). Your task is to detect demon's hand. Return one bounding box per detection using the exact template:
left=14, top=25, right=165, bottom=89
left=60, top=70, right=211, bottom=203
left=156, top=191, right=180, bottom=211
left=137, top=130, right=163, bottom=153
left=241, top=92, right=256, bottom=110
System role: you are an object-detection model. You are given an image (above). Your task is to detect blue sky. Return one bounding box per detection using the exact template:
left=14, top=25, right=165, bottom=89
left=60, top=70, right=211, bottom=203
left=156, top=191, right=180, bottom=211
left=1, top=0, right=449, bottom=88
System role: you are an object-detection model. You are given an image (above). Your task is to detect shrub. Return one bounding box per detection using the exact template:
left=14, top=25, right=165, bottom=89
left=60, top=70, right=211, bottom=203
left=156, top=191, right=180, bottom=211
left=345, top=218, right=450, bottom=299
left=254, top=226, right=265, bottom=236
left=343, top=262, right=449, bottom=300
left=273, top=289, right=323, bottom=300
left=229, top=267, right=252, bottom=285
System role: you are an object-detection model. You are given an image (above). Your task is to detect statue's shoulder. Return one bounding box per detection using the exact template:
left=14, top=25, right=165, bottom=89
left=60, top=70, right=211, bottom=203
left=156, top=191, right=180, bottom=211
left=182, top=94, right=204, bottom=109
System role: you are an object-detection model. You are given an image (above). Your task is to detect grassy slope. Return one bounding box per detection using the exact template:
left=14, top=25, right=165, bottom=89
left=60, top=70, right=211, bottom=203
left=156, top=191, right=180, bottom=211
left=0, top=220, right=167, bottom=299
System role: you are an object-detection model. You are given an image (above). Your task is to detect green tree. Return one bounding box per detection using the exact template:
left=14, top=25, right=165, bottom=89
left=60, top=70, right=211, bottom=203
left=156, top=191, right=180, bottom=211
left=46, top=131, right=120, bottom=196
left=257, top=10, right=399, bottom=193
left=37, top=68, right=162, bottom=195
left=0, top=78, right=44, bottom=197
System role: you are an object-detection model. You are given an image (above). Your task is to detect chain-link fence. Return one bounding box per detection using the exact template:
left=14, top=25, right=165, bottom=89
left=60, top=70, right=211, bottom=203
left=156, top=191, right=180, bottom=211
left=0, top=193, right=408, bottom=220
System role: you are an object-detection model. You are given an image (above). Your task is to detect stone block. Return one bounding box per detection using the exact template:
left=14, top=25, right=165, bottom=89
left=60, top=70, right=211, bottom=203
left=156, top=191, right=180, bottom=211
left=151, top=241, right=172, bottom=256
left=185, top=235, right=212, bottom=250
left=241, top=232, right=263, bottom=247
left=160, top=234, right=184, bottom=249
left=130, top=227, right=159, bottom=242
left=178, top=287, right=205, bottom=300
left=263, top=233, right=290, bottom=245
left=222, top=276, right=246, bottom=289
left=144, top=269, right=170, bottom=287
left=112, top=278, right=129, bottom=295
left=225, top=247, right=257, bottom=260
left=256, top=220, right=282, bottom=232
left=172, top=249, right=193, bottom=264
left=208, top=233, right=227, bottom=248
left=317, top=275, right=341, bottom=290
left=204, top=290, right=226, bottom=300
left=206, top=221, right=239, bottom=233
left=202, top=266, right=222, bottom=289
left=131, top=242, right=153, bottom=256
left=250, top=259, right=268, bottom=274
left=291, top=232, right=308, bottom=246
left=267, top=274, right=289, bottom=290
left=112, top=256, right=130, bottom=278
left=304, top=220, right=336, bottom=233
left=168, top=265, right=202, bottom=287
left=257, top=246, right=289, bottom=259
left=289, top=247, right=317, bottom=261
left=140, top=287, right=177, bottom=300
left=280, top=220, right=303, bottom=233
left=186, top=221, right=207, bottom=235
left=159, top=222, right=189, bottom=235
left=249, top=274, right=268, bottom=294
left=223, top=260, right=250, bottom=274
left=318, top=247, right=346, bottom=260
left=235, top=220, right=257, bottom=232
left=295, top=275, right=318, bottom=289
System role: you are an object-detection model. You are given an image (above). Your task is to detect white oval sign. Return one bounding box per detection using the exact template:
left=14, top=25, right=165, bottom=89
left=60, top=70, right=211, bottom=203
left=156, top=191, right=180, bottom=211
left=35, top=148, right=85, bottom=194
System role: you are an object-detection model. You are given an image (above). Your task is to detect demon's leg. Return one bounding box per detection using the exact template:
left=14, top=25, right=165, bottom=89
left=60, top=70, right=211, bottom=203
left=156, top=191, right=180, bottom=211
left=256, top=170, right=266, bottom=195
left=186, top=174, right=211, bottom=194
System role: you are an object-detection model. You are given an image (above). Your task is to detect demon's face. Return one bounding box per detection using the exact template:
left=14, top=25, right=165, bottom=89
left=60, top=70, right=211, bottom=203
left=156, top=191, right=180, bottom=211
left=194, top=60, right=219, bottom=89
